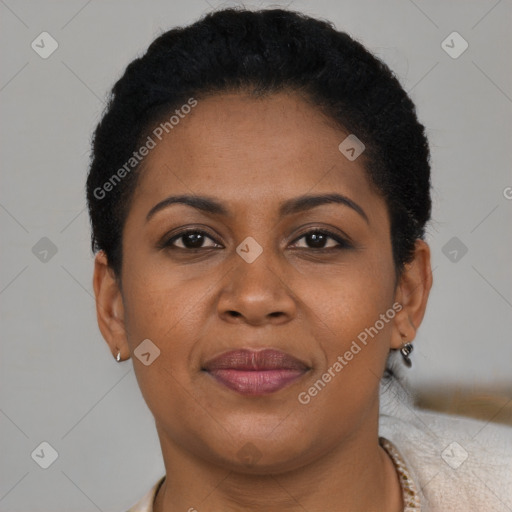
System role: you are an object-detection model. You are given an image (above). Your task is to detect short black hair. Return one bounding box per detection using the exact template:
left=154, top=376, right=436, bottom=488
left=86, top=7, right=432, bottom=279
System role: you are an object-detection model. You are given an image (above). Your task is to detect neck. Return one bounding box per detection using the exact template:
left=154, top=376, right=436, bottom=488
left=153, top=404, right=403, bottom=512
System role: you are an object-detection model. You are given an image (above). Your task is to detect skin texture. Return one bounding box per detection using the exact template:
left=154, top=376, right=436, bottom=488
left=93, top=91, right=432, bottom=511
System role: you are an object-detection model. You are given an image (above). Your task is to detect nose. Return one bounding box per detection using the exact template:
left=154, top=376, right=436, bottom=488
left=217, top=250, right=297, bottom=326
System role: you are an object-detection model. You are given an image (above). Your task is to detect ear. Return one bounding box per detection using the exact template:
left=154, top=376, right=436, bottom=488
left=390, top=239, right=433, bottom=349
left=92, top=250, right=129, bottom=360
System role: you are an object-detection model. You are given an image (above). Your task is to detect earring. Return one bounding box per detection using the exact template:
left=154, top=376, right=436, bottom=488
left=116, top=351, right=121, bottom=362
left=400, top=340, right=413, bottom=368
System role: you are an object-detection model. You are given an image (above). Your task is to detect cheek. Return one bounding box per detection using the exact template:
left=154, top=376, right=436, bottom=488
left=120, top=267, right=207, bottom=420
left=309, top=252, right=396, bottom=384
left=121, top=259, right=203, bottom=340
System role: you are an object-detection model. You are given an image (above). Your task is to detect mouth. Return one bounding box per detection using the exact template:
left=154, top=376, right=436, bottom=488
left=202, top=348, right=311, bottom=396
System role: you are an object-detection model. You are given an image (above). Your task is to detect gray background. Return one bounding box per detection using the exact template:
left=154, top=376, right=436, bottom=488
left=1, top=0, right=511, bottom=510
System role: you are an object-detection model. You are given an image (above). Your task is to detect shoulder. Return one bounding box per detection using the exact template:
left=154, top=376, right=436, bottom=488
left=125, top=476, right=165, bottom=512
left=379, top=380, right=512, bottom=511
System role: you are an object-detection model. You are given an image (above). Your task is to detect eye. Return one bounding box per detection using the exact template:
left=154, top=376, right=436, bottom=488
left=162, top=229, right=221, bottom=250
left=160, top=227, right=351, bottom=252
left=290, top=229, right=351, bottom=250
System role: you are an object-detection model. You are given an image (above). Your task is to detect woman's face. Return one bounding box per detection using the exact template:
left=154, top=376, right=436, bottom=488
left=105, top=91, right=421, bottom=472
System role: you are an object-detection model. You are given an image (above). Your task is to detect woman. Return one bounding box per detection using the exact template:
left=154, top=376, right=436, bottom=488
left=86, top=7, right=512, bottom=512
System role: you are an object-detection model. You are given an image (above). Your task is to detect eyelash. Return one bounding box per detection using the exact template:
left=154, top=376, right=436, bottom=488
left=160, top=228, right=352, bottom=252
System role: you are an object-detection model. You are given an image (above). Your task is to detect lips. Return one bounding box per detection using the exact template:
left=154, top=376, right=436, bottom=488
left=202, top=349, right=310, bottom=395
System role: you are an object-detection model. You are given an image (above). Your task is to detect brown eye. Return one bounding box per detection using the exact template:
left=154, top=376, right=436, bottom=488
left=290, top=229, right=351, bottom=250
left=164, top=230, right=220, bottom=250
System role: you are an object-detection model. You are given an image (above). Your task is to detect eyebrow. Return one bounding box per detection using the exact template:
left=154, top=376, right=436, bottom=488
left=146, top=192, right=369, bottom=224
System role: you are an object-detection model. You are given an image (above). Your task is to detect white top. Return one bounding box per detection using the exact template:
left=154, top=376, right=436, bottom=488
left=378, top=374, right=512, bottom=511
left=126, top=375, right=512, bottom=511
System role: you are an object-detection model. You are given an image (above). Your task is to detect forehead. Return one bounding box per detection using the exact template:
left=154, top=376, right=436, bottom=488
left=130, top=91, right=386, bottom=222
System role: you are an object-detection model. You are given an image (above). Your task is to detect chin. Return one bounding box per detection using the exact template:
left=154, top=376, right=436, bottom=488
left=201, top=429, right=318, bottom=475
